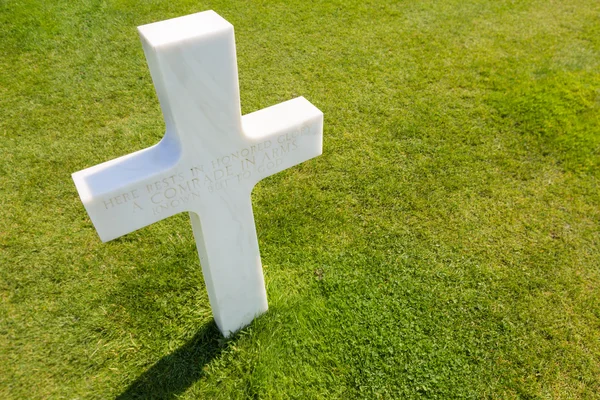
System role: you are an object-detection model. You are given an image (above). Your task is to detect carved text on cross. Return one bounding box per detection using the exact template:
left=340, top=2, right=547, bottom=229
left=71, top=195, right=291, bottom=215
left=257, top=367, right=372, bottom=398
left=72, top=11, right=323, bottom=337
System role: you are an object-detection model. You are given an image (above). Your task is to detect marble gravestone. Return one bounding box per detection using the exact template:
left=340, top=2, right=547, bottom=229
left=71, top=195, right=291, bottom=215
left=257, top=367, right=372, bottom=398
left=72, top=11, right=323, bottom=337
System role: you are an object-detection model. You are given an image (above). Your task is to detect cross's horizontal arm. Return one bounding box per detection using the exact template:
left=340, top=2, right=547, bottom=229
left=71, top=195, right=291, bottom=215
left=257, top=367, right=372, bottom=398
left=241, top=96, right=323, bottom=186
left=72, top=141, right=183, bottom=242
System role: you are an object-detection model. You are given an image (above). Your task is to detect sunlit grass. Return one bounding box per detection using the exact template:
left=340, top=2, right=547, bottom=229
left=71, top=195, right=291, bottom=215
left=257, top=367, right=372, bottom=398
left=1, top=0, right=599, bottom=398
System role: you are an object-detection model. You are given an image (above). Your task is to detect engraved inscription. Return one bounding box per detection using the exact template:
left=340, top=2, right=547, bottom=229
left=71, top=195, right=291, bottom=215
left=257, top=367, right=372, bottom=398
left=98, top=124, right=316, bottom=216
left=145, top=173, right=203, bottom=216
left=103, top=189, right=143, bottom=212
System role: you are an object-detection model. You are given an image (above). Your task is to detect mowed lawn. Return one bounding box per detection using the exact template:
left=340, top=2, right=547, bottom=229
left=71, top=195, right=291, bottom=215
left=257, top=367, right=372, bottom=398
left=1, top=0, right=599, bottom=398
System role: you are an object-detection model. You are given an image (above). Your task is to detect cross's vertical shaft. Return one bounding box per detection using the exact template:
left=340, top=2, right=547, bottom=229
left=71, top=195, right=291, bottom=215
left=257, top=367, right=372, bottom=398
left=138, top=12, right=269, bottom=335
left=138, top=11, right=245, bottom=154
left=189, top=189, right=266, bottom=335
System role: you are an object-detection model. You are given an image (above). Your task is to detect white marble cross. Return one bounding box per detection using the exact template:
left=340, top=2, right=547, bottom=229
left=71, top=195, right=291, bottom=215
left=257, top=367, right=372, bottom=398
left=72, top=11, right=323, bottom=337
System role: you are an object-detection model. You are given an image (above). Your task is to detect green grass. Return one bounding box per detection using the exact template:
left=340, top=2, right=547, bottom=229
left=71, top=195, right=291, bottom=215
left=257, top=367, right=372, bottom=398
left=1, top=0, right=599, bottom=398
